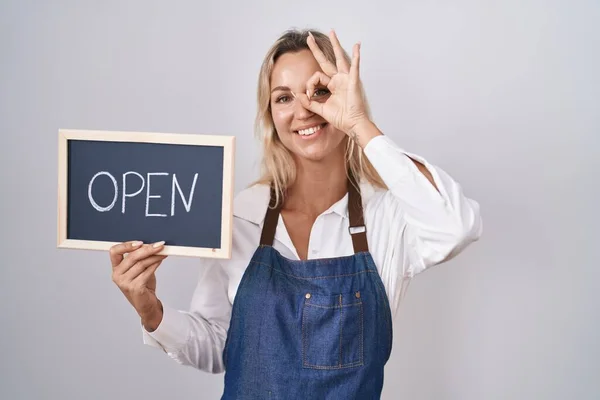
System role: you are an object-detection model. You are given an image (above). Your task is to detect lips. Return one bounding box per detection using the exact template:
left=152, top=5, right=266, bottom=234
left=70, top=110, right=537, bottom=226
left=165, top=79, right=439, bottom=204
left=294, top=123, right=327, bottom=136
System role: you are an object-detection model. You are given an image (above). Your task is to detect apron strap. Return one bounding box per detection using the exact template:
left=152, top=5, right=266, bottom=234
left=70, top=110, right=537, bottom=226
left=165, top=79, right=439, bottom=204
left=259, top=173, right=369, bottom=253
left=259, top=185, right=282, bottom=247
left=347, top=172, right=369, bottom=253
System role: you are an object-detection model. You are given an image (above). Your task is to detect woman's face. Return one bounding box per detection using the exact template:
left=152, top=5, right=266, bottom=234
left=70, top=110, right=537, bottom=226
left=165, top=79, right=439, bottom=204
left=269, top=49, right=347, bottom=163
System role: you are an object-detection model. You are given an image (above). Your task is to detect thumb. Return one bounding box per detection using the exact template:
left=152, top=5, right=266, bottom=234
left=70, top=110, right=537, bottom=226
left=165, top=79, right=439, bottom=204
left=298, top=92, right=325, bottom=117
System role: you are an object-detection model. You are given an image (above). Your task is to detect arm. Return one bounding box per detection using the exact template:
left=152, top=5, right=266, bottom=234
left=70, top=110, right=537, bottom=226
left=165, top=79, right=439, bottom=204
left=142, top=259, right=231, bottom=374
left=351, top=119, right=439, bottom=191
left=300, top=30, right=480, bottom=275
left=356, top=120, right=482, bottom=275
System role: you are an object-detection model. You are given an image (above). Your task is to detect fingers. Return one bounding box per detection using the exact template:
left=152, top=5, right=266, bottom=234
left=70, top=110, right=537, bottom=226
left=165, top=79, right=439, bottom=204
left=307, top=31, right=337, bottom=76
left=136, top=260, right=162, bottom=283
left=349, top=42, right=361, bottom=85
left=113, top=241, right=165, bottom=275
left=121, top=255, right=167, bottom=283
left=298, top=92, right=325, bottom=117
left=109, top=240, right=143, bottom=267
left=329, top=30, right=350, bottom=74
left=306, top=71, right=331, bottom=99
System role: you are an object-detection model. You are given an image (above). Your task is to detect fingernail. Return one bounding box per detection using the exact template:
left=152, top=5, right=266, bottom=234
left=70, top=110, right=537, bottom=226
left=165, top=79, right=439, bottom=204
left=131, top=241, right=142, bottom=248
left=152, top=241, right=165, bottom=248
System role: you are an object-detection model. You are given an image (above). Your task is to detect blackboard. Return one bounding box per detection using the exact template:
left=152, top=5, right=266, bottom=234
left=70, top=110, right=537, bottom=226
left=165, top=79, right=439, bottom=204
left=57, top=129, right=235, bottom=258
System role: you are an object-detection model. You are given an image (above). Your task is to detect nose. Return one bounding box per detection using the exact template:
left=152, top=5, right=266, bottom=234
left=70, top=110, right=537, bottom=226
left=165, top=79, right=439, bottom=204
left=293, top=95, right=315, bottom=120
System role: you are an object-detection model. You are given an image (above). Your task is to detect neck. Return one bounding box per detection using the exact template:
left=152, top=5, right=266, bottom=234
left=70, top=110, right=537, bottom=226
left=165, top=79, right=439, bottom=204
left=285, top=153, right=348, bottom=218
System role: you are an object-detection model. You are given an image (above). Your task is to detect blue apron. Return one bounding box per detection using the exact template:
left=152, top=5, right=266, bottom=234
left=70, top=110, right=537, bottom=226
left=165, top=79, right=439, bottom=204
left=222, top=177, right=393, bottom=399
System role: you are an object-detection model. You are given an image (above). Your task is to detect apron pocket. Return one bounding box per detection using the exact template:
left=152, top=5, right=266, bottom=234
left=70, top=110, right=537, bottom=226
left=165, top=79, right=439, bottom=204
left=301, top=291, right=364, bottom=370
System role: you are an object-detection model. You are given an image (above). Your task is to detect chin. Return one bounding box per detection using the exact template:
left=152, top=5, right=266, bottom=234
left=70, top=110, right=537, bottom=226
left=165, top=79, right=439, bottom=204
left=295, top=150, right=330, bottom=162
left=291, top=142, right=346, bottom=164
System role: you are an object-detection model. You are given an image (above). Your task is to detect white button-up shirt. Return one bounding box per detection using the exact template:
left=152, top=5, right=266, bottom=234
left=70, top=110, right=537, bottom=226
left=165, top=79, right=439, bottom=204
left=142, top=134, right=483, bottom=374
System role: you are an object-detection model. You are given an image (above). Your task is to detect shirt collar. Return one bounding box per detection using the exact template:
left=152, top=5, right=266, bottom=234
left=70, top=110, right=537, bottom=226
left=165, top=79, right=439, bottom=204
left=233, top=181, right=376, bottom=226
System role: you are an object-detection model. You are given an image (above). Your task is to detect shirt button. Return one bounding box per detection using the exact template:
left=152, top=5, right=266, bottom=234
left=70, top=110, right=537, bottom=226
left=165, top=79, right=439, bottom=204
left=305, top=293, right=311, bottom=299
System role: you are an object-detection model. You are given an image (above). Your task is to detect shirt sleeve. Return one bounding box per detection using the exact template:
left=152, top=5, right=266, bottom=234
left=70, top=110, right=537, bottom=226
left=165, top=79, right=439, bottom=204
left=141, top=258, right=231, bottom=374
left=363, top=134, right=483, bottom=276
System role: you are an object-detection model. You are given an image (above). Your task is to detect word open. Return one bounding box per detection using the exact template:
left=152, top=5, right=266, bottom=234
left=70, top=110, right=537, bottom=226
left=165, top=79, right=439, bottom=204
left=87, top=171, right=198, bottom=217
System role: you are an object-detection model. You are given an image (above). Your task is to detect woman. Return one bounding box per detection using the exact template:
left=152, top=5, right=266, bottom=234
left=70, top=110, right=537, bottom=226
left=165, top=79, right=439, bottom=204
left=109, top=28, right=482, bottom=399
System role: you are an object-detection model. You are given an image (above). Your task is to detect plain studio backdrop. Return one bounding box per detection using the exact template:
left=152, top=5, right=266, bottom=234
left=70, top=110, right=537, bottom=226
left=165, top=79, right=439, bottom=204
left=0, top=1, right=597, bottom=399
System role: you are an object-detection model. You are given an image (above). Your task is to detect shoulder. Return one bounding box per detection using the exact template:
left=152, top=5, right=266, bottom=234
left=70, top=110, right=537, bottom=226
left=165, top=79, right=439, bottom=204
left=360, top=180, right=407, bottom=231
left=219, top=184, right=269, bottom=272
left=232, top=183, right=270, bottom=225
left=360, top=180, right=389, bottom=210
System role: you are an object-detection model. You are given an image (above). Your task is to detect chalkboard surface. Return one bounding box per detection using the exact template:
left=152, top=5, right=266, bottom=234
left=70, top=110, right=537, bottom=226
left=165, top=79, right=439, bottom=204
left=57, top=129, right=235, bottom=258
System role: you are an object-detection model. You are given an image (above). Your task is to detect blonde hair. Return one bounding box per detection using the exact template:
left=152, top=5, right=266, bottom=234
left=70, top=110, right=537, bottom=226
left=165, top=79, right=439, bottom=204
left=253, top=28, right=386, bottom=206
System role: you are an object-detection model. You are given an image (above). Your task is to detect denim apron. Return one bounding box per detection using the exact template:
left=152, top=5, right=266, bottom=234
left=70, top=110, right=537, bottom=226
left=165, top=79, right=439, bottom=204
left=222, top=177, right=393, bottom=399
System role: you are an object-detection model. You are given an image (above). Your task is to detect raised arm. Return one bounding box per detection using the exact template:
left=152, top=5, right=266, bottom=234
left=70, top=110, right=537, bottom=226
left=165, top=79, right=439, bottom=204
left=361, top=129, right=483, bottom=274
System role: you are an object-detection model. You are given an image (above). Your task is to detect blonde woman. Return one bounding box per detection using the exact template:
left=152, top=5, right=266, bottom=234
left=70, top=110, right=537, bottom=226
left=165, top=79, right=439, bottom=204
left=109, top=28, right=482, bottom=399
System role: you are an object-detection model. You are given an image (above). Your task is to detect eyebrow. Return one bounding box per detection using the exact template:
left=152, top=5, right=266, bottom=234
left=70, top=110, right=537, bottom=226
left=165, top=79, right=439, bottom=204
left=271, top=86, right=291, bottom=94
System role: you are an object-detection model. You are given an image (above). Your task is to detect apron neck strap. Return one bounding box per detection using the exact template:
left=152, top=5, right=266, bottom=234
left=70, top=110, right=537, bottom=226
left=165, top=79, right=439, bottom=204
left=259, top=185, right=283, bottom=248
left=347, top=173, right=369, bottom=253
left=259, top=173, right=369, bottom=254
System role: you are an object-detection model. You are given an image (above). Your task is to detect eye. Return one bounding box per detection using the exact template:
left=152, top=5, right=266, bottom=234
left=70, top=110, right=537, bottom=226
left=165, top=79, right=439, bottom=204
left=275, top=95, right=291, bottom=104
left=312, top=88, right=330, bottom=97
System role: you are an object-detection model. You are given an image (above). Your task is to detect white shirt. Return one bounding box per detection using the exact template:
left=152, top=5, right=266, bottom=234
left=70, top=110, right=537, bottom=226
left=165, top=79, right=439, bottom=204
left=141, top=134, right=483, bottom=374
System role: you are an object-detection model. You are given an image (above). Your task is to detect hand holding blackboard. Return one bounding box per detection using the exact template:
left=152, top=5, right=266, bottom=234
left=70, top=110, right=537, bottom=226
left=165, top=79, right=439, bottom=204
left=57, top=129, right=235, bottom=258
left=109, top=240, right=167, bottom=330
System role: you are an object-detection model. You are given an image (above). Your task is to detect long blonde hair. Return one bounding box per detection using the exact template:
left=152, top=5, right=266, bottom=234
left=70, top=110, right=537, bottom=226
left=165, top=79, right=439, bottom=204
left=253, top=28, right=386, bottom=206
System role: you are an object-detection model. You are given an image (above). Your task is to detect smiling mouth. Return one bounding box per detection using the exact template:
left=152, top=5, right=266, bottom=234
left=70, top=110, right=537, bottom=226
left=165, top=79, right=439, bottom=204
left=294, top=123, right=327, bottom=136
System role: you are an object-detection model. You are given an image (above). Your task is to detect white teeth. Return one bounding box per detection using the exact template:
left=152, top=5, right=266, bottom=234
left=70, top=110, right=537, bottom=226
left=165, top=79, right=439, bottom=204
left=297, top=124, right=323, bottom=136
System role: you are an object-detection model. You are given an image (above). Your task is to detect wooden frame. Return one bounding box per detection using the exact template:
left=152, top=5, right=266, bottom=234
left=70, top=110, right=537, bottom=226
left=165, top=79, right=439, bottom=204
left=57, top=128, right=235, bottom=258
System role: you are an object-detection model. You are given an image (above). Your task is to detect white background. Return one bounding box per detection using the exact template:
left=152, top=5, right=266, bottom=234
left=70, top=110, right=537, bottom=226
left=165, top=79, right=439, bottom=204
left=1, top=0, right=598, bottom=399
